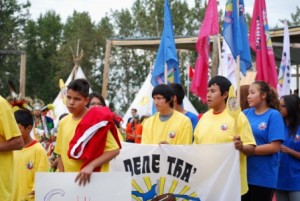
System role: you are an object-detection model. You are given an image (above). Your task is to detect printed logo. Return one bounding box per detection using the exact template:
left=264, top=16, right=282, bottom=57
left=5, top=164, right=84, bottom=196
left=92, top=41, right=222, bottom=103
left=220, top=124, right=228, bottom=131
left=169, top=131, right=176, bottom=139
left=26, top=161, right=34, bottom=170
left=258, top=122, right=267, bottom=130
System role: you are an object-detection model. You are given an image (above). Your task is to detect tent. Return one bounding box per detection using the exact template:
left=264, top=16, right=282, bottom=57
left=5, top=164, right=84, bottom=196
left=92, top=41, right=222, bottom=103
left=52, top=66, right=90, bottom=121
left=121, top=73, right=198, bottom=128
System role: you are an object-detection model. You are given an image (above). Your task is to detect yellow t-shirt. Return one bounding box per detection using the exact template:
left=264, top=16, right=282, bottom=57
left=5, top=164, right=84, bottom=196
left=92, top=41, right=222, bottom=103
left=194, top=109, right=256, bottom=195
left=141, top=110, right=193, bottom=145
left=54, top=114, right=119, bottom=172
left=12, top=141, right=49, bottom=201
left=0, top=96, right=22, bottom=201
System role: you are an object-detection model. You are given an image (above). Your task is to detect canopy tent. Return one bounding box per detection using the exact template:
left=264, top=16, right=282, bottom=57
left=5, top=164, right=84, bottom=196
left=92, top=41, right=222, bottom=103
left=121, top=73, right=198, bottom=128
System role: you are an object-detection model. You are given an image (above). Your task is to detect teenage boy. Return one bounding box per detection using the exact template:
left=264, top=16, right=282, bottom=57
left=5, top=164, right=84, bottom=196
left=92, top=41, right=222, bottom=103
left=193, top=76, right=256, bottom=196
left=12, top=109, right=49, bottom=201
left=54, top=79, right=121, bottom=186
left=169, top=83, right=198, bottom=130
left=141, top=84, right=193, bottom=144
left=0, top=96, right=24, bottom=201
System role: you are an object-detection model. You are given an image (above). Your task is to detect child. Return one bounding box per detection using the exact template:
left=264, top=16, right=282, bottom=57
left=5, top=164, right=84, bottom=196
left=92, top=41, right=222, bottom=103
left=141, top=84, right=193, bottom=144
left=193, top=76, right=256, bottom=197
left=54, top=79, right=121, bottom=186
left=243, top=81, right=284, bottom=201
left=12, top=109, right=49, bottom=201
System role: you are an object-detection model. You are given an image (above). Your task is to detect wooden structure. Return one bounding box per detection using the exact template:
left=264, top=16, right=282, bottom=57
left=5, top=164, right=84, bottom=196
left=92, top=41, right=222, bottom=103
left=102, top=26, right=300, bottom=98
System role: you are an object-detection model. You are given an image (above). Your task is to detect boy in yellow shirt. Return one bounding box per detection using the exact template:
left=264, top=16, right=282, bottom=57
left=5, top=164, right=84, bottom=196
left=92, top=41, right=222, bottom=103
left=12, top=109, right=49, bottom=201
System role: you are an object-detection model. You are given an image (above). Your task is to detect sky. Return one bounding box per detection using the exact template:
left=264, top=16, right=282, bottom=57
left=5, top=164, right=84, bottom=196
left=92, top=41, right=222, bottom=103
left=18, top=0, right=299, bottom=28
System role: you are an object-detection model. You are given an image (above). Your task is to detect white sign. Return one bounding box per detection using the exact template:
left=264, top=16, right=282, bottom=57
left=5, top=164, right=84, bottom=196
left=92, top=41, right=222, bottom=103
left=35, top=172, right=131, bottom=201
left=110, top=142, right=241, bottom=201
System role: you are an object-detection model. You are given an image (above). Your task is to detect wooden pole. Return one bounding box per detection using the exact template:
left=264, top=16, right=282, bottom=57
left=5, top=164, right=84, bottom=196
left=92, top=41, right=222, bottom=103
left=102, top=40, right=112, bottom=99
left=211, top=35, right=219, bottom=77
left=20, top=53, right=26, bottom=97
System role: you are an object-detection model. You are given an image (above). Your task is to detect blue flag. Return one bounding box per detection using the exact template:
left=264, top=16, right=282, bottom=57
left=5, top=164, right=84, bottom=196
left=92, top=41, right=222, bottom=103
left=151, top=0, right=180, bottom=86
left=222, top=0, right=251, bottom=75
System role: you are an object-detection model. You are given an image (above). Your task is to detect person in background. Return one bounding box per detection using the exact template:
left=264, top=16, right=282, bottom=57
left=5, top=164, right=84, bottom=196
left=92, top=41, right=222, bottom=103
left=134, top=115, right=149, bottom=144
left=276, top=95, right=300, bottom=201
left=0, top=95, right=24, bottom=201
left=142, top=84, right=192, bottom=145
left=125, top=114, right=138, bottom=143
left=193, top=76, right=256, bottom=197
left=87, top=92, right=106, bottom=108
left=12, top=109, right=49, bottom=201
left=87, top=92, right=124, bottom=142
left=240, top=85, right=250, bottom=111
left=243, top=81, right=285, bottom=201
left=169, top=83, right=198, bottom=131
left=54, top=79, right=121, bottom=186
left=127, top=108, right=138, bottom=124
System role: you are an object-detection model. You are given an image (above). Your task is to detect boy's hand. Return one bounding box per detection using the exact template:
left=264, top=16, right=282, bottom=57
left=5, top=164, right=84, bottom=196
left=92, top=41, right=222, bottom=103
left=233, top=136, right=243, bottom=151
left=75, top=166, right=94, bottom=186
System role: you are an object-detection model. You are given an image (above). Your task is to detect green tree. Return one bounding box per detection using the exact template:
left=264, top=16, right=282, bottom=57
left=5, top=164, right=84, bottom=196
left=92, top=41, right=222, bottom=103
left=280, top=6, right=300, bottom=26
left=0, top=0, right=30, bottom=96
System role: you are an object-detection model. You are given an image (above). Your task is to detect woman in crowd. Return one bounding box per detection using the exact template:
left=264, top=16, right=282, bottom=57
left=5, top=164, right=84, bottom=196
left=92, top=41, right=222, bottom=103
left=276, top=95, right=300, bottom=201
left=243, top=81, right=285, bottom=201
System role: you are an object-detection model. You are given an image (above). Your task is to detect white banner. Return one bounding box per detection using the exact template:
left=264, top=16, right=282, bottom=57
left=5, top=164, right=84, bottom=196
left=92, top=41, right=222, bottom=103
left=110, top=143, right=240, bottom=201
left=35, top=172, right=131, bottom=201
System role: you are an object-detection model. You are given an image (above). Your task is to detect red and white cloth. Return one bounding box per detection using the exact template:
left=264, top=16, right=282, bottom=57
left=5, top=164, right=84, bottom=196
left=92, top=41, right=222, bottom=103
left=68, top=107, right=121, bottom=172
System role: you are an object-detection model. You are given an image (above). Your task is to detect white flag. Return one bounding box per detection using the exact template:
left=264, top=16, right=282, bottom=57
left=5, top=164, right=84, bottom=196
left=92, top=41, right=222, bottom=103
left=277, top=22, right=291, bottom=97
left=219, top=40, right=237, bottom=89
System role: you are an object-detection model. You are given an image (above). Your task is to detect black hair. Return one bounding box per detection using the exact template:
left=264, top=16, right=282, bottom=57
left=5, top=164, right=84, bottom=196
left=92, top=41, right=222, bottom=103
left=88, top=92, right=106, bottom=107
left=152, top=84, right=174, bottom=107
left=67, top=79, right=89, bottom=98
left=169, top=83, right=185, bottom=105
left=208, top=76, right=232, bottom=102
left=281, top=95, right=300, bottom=136
left=14, top=109, right=34, bottom=128
left=252, top=81, right=279, bottom=110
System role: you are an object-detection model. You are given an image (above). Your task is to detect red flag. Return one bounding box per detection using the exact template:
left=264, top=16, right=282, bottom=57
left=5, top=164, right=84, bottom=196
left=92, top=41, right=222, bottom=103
left=190, top=0, right=219, bottom=102
left=189, top=66, right=194, bottom=79
left=249, top=0, right=278, bottom=88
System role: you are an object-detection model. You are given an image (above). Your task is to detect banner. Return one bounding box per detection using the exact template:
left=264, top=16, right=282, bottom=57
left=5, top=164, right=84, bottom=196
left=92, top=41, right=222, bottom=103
left=35, top=172, right=131, bottom=201
left=110, top=143, right=240, bottom=201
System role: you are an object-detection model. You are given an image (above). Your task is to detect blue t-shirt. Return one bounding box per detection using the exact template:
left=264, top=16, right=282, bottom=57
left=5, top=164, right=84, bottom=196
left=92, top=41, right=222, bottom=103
left=185, top=111, right=199, bottom=131
left=244, top=108, right=284, bottom=188
left=277, top=126, right=300, bottom=191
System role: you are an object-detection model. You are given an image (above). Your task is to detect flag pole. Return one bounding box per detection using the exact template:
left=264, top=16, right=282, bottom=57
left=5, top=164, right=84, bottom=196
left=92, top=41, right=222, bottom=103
left=217, top=34, right=223, bottom=76
left=164, top=62, right=168, bottom=84
left=236, top=0, right=241, bottom=105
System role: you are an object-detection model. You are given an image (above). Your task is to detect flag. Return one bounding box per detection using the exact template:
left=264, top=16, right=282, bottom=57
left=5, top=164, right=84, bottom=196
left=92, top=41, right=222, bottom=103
left=190, top=0, right=219, bottom=102
left=277, top=22, right=291, bottom=97
left=151, top=0, right=180, bottom=86
left=249, top=0, right=278, bottom=88
left=219, top=40, right=237, bottom=90
left=222, top=0, right=252, bottom=75
left=189, top=66, right=194, bottom=79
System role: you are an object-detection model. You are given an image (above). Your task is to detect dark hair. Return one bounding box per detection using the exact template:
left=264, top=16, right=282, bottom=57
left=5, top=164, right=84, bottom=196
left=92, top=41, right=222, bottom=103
left=252, top=81, right=280, bottom=110
left=240, top=85, right=250, bottom=110
left=131, top=108, right=137, bottom=113
left=152, top=84, right=175, bottom=107
left=88, top=92, right=106, bottom=107
left=208, top=76, right=232, bottom=102
left=14, top=109, right=34, bottom=128
left=67, top=79, right=89, bottom=98
left=281, top=95, right=300, bottom=136
left=169, top=83, right=185, bottom=105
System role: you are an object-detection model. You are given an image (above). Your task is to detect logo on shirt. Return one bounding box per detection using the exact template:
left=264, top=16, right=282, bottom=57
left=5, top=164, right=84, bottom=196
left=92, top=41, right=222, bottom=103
left=258, top=122, right=267, bottom=130
left=26, top=161, right=34, bottom=170
left=168, top=131, right=176, bottom=139
left=220, top=124, right=228, bottom=131
left=294, top=134, right=300, bottom=143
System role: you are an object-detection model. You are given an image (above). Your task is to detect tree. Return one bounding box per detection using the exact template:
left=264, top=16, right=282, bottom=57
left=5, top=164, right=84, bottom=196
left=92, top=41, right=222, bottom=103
left=280, top=6, right=300, bottom=26
left=0, top=0, right=30, bottom=96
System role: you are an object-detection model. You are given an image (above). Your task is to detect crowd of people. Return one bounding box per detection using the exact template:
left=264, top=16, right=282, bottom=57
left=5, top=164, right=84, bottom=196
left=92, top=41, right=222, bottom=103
left=0, top=76, right=299, bottom=201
